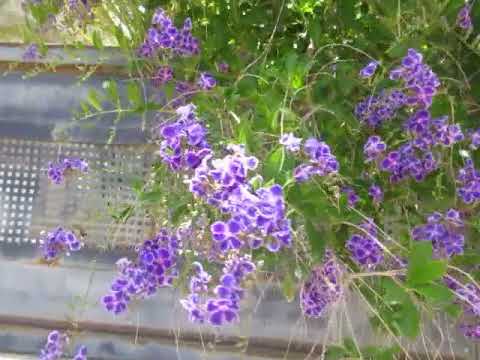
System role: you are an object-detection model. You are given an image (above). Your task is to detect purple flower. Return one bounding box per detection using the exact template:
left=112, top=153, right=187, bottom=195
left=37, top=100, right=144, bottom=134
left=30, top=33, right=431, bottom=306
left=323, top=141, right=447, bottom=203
left=342, top=187, right=359, bottom=207
left=346, top=219, right=384, bottom=269
left=189, top=145, right=291, bottom=253
left=47, top=157, right=88, bottom=184
left=293, top=137, right=339, bottom=182
left=354, top=89, right=406, bottom=127
left=102, top=228, right=182, bottom=315
left=469, top=128, right=480, bottom=150
left=359, top=61, right=379, bottom=78
left=23, top=43, right=40, bottom=61
left=279, top=132, right=302, bottom=152
left=405, top=110, right=464, bottom=149
left=380, top=143, right=438, bottom=183
left=412, top=209, right=465, bottom=258
left=455, top=282, right=480, bottom=316
left=138, top=8, right=200, bottom=58
left=68, top=0, right=90, bottom=8
left=152, top=7, right=172, bottom=28
left=363, top=135, right=386, bottom=162
left=180, top=254, right=255, bottom=326
left=461, top=324, right=480, bottom=339
left=73, top=345, right=88, bottom=360
left=197, top=72, right=216, bottom=90
left=457, top=159, right=480, bottom=204
left=389, top=49, right=440, bottom=109
left=158, top=104, right=211, bottom=171
left=171, top=81, right=196, bottom=107
left=300, top=250, right=343, bottom=318
left=217, top=62, right=229, bottom=73
left=368, top=184, right=383, bottom=203
left=446, top=276, right=480, bottom=340
left=457, top=4, right=473, bottom=30
left=152, top=66, right=173, bottom=87
left=39, top=227, right=83, bottom=261
left=39, top=331, right=68, bottom=360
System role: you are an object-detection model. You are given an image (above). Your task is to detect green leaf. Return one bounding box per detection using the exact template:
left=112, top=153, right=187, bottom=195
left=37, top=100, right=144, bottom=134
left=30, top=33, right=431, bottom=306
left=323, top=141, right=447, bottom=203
left=79, top=101, right=90, bottom=115
left=305, top=220, right=325, bottom=262
left=263, top=147, right=284, bottom=181
left=139, top=190, right=163, bottom=203
left=109, top=204, right=134, bottom=224
left=282, top=272, right=296, bottom=303
left=130, top=178, right=144, bottom=195
left=87, top=89, right=102, bottom=112
left=325, top=345, right=349, bottom=360
left=92, top=30, right=104, bottom=49
left=383, top=278, right=409, bottom=304
left=103, top=80, right=119, bottom=104
left=415, top=283, right=453, bottom=305
left=444, top=303, right=462, bottom=318
left=378, top=279, right=420, bottom=339
left=407, top=242, right=447, bottom=286
left=127, top=82, right=143, bottom=108
left=394, top=301, right=420, bottom=338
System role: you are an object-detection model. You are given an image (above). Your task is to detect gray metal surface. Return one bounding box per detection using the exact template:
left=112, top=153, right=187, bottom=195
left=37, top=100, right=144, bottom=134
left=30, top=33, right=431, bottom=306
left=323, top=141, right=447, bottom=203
left=0, top=138, right=152, bottom=248
left=0, top=72, right=148, bottom=144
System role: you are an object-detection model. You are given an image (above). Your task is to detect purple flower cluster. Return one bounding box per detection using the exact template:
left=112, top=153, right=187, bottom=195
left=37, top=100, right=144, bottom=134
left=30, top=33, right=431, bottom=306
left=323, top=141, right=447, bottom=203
left=40, top=331, right=68, bottom=360
left=342, top=187, right=359, bottom=207
left=40, top=227, right=82, bottom=261
left=211, top=184, right=292, bottom=252
left=300, top=250, right=343, bottom=318
left=172, top=81, right=196, bottom=107
left=152, top=66, right=173, bottom=87
left=346, top=219, right=384, bottom=269
left=217, top=62, right=229, bottom=73
left=405, top=110, right=464, bottom=150
left=189, top=144, right=258, bottom=209
left=139, top=8, right=199, bottom=58
left=158, top=104, right=211, bottom=171
left=354, top=89, right=406, bottom=127
left=375, top=109, right=463, bottom=183
left=23, top=43, right=40, bottom=61
left=445, top=276, right=480, bottom=340
left=457, top=159, right=480, bottom=204
left=461, top=324, right=480, bottom=339
left=368, top=184, right=383, bottom=203
left=197, top=72, right=217, bottom=90
left=180, top=255, right=255, bottom=326
left=279, top=132, right=302, bottom=152
left=389, top=49, right=440, bottom=109
left=102, top=228, right=181, bottom=314
left=68, top=0, right=89, bottom=9
left=456, top=282, right=480, bottom=317
left=190, top=145, right=291, bottom=252
left=363, top=135, right=387, bottom=162
left=293, top=137, right=339, bottom=182
left=457, top=4, right=473, bottom=30
left=39, top=331, right=87, bottom=360
left=469, top=128, right=480, bottom=150
left=451, top=279, right=480, bottom=340
left=380, top=142, right=437, bottom=182
left=73, top=345, right=87, bottom=360
left=359, top=61, right=379, bottom=78
left=412, top=209, right=465, bottom=258
left=47, top=157, right=88, bottom=184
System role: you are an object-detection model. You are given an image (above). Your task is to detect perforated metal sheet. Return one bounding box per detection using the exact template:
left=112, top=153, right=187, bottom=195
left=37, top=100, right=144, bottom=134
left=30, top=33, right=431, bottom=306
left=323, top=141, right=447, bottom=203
left=0, top=138, right=152, bottom=248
